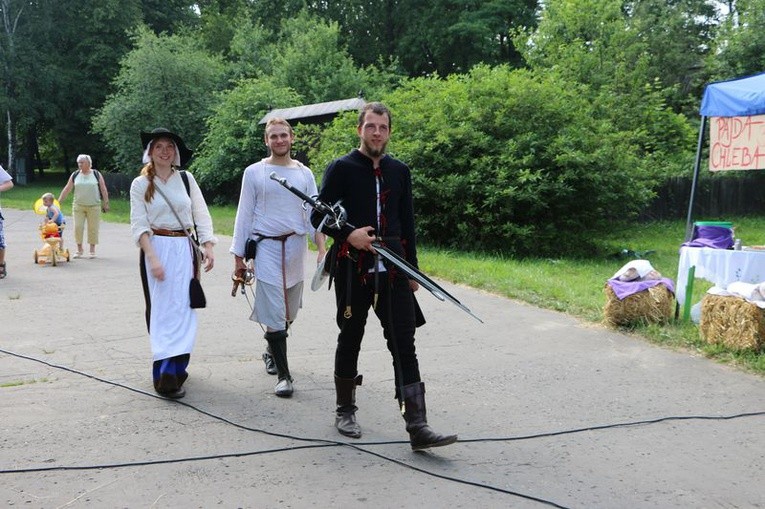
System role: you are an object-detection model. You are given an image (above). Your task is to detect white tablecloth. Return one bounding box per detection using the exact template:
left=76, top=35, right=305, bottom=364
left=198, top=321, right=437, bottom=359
left=676, top=246, right=765, bottom=307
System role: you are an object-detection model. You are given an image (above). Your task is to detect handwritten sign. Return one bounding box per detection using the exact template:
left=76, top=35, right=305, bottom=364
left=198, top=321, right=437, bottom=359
left=709, top=114, right=765, bottom=171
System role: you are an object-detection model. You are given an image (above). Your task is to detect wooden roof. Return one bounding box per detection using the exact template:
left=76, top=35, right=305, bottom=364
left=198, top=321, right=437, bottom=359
left=259, top=97, right=366, bottom=125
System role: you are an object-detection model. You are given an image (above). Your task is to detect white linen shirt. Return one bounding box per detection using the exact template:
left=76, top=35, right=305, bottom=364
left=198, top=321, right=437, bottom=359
left=0, top=165, right=11, bottom=211
left=130, top=170, right=217, bottom=246
left=230, top=160, right=318, bottom=287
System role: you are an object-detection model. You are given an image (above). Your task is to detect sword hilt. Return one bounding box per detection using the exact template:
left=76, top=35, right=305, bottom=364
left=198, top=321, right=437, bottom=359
left=270, top=171, right=348, bottom=230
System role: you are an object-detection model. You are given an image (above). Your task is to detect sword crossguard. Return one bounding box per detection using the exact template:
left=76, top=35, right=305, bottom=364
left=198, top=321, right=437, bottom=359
left=316, top=200, right=347, bottom=231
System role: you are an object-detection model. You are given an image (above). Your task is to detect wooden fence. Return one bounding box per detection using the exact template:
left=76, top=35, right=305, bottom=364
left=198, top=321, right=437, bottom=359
left=101, top=172, right=765, bottom=220
left=640, top=175, right=765, bottom=220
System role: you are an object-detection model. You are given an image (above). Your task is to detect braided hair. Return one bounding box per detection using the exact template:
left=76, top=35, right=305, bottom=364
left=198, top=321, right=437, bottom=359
left=140, top=161, right=157, bottom=202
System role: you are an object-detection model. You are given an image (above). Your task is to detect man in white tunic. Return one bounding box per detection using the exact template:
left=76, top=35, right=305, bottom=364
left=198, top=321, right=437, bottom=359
left=231, top=118, right=326, bottom=397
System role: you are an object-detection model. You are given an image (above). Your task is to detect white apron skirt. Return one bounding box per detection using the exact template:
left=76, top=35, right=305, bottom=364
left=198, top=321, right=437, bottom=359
left=145, top=235, right=197, bottom=360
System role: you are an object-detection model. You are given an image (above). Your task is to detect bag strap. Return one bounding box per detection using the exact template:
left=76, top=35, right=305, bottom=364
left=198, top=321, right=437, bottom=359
left=153, top=179, right=205, bottom=260
left=178, top=170, right=197, bottom=237
left=179, top=170, right=191, bottom=196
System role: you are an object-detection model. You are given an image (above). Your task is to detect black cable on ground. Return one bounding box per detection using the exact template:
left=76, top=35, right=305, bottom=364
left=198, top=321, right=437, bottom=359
left=3, top=347, right=764, bottom=508
left=1, top=347, right=572, bottom=507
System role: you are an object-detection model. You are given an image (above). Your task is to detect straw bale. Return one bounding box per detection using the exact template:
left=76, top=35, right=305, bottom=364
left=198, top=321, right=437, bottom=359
left=603, top=284, right=673, bottom=327
left=699, top=294, right=765, bottom=351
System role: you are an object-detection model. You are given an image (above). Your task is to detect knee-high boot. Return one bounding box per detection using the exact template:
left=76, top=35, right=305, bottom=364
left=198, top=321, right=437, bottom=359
left=335, top=374, right=362, bottom=438
left=401, top=382, right=457, bottom=451
left=265, top=330, right=293, bottom=397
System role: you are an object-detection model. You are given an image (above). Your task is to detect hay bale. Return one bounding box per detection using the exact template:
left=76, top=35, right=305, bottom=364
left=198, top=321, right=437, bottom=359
left=699, top=294, right=765, bottom=351
left=603, top=283, right=674, bottom=327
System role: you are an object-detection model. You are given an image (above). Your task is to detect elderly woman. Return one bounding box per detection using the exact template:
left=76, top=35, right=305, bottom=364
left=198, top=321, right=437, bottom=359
left=58, top=154, right=109, bottom=258
left=130, top=128, right=216, bottom=399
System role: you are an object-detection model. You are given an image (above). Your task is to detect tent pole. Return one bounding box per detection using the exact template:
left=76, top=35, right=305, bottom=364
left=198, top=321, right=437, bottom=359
left=684, top=115, right=707, bottom=241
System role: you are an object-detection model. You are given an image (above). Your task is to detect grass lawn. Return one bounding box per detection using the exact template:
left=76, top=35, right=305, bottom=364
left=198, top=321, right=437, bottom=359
left=4, top=171, right=763, bottom=375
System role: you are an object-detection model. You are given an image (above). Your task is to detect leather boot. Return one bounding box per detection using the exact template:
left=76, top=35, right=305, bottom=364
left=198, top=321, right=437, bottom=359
left=335, top=374, right=362, bottom=438
left=401, top=382, right=457, bottom=451
left=265, top=330, right=293, bottom=397
left=262, top=346, right=277, bottom=375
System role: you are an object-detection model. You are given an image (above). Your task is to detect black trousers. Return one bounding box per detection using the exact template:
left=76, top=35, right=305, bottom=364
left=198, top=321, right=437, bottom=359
left=333, top=261, right=421, bottom=388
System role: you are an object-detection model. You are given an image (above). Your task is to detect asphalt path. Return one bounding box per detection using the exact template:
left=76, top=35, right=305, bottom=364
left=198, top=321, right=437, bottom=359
left=1, top=207, right=764, bottom=508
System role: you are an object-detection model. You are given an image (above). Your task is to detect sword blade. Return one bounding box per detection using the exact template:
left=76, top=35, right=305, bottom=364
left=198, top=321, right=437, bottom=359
left=270, top=171, right=483, bottom=323
left=372, top=243, right=483, bottom=323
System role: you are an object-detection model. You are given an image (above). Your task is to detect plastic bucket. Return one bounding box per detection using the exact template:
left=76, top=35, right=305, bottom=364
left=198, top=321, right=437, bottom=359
left=694, top=221, right=733, bottom=228
left=691, top=221, right=734, bottom=249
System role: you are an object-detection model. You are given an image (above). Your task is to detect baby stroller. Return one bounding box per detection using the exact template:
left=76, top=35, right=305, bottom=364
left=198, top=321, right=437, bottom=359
left=33, top=198, right=70, bottom=266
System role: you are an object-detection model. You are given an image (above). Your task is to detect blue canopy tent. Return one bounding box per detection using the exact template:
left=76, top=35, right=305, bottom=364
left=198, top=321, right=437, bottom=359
left=685, top=71, right=765, bottom=238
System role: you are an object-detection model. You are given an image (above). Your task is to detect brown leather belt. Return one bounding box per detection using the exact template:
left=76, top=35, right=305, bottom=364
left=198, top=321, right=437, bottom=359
left=152, top=228, right=189, bottom=237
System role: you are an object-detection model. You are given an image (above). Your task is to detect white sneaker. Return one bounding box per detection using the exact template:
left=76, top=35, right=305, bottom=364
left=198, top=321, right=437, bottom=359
left=274, top=378, right=293, bottom=398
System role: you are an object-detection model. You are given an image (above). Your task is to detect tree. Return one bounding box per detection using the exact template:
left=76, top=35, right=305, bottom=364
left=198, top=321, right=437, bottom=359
left=518, top=0, right=697, bottom=182
left=242, top=0, right=305, bottom=35
left=42, top=0, right=144, bottom=170
left=395, top=0, right=539, bottom=76
left=269, top=11, right=401, bottom=104
left=2, top=0, right=200, bottom=177
left=311, top=65, right=693, bottom=256
left=309, top=0, right=539, bottom=77
left=189, top=77, right=301, bottom=202
left=521, top=0, right=643, bottom=90
left=92, top=27, right=226, bottom=173
left=140, top=0, right=198, bottom=34
left=521, top=0, right=717, bottom=115
left=226, top=19, right=277, bottom=80
left=0, top=0, right=26, bottom=174
left=195, top=0, right=250, bottom=56
left=625, top=0, right=717, bottom=114
left=307, top=0, right=400, bottom=70
left=710, top=0, right=765, bottom=80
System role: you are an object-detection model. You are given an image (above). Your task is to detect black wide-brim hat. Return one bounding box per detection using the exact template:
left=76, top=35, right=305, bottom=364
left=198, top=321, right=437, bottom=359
left=140, top=127, right=193, bottom=167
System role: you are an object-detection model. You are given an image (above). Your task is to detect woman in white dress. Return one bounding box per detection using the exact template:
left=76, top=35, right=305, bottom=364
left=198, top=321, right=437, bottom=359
left=130, top=128, right=216, bottom=399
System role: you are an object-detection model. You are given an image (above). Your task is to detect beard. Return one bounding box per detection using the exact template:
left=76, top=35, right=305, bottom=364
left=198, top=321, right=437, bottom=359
left=362, top=139, right=387, bottom=158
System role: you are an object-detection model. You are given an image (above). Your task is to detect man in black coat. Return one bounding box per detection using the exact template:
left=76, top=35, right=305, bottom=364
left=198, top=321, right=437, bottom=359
left=312, top=102, right=457, bottom=451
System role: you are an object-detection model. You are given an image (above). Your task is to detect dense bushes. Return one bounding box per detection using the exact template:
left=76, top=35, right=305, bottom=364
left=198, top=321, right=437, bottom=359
left=189, top=78, right=301, bottom=203
left=310, top=65, right=694, bottom=257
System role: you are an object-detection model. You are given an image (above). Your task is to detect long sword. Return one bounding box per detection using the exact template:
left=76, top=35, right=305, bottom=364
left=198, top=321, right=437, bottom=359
left=269, top=172, right=483, bottom=323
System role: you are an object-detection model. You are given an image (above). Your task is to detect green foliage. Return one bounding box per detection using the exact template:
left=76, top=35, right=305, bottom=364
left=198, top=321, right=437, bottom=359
left=195, top=0, right=264, bottom=57
left=269, top=11, right=403, bottom=104
left=92, top=27, right=227, bottom=174
left=518, top=0, right=697, bottom=179
left=393, top=66, right=663, bottom=256
left=227, top=20, right=277, bottom=80
left=301, top=111, right=359, bottom=178
left=243, top=0, right=306, bottom=35
left=520, top=0, right=716, bottom=116
left=709, top=0, right=765, bottom=80
left=310, top=65, right=690, bottom=256
left=623, top=0, right=717, bottom=115
left=139, top=0, right=199, bottom=34
left=189, top=78, right=301, bottom=202
left=591, top=81, right=696, bottom=181
left=44, top=0, right=144, bottom=168
left=306, top=0, right=538, bottom=76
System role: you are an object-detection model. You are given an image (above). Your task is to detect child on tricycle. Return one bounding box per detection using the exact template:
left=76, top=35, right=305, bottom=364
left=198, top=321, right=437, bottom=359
left=34, top=193, right=70, bottom=265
